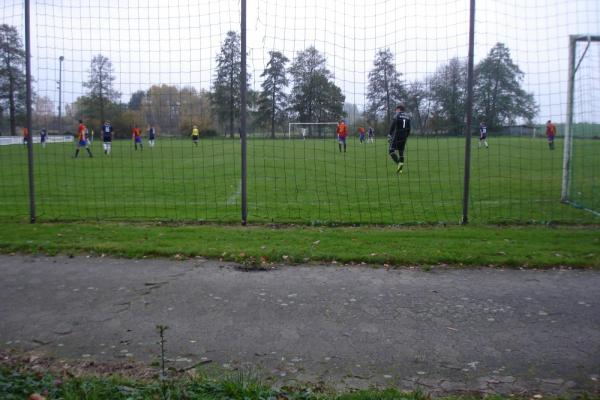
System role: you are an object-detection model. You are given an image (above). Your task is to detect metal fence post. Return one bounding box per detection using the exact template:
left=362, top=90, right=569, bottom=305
left=461, top=0, right=476, bottom=225
left=25, top=0, right=36, bottom=223
left=240, top=0, right=248, bottom=225
left=58, top=55, right=64, bottom=134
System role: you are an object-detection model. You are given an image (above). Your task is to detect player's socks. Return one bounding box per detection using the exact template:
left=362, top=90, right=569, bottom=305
left=87, top=148, right=93, bottom=157
left=74, top=149, right=79, bottom=158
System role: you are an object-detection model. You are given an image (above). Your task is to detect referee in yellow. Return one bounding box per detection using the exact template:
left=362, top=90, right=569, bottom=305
left=191, top=125, right=200, bottom=146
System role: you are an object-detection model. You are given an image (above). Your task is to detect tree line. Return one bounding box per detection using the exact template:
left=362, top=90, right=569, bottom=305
left=1, top=25, right=537, bottom=138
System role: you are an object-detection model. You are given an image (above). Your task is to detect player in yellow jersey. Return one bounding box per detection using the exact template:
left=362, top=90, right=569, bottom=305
left=191, top=125, right=200, bottom=146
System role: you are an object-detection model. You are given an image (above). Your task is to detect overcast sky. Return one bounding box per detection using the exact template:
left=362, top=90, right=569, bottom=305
left=1, top=0, right=599, bottom=124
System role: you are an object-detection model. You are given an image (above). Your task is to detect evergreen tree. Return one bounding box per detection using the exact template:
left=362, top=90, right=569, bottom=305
left=429, top=57, right=467, bottom=134
left=256, top=51, right=289, bottom=138
left=288, top=46, right=344, bottom=136
left=0, top=24, right=27, bottom=135
left=474, top=43, right=537, bottom=129
left=128, top=90, right=145, bottom=111
left=366, top=49, right=406, bottom=129
left=83, top=54, right=120, bottom=124
left=212, top=31, right=250, bottom=138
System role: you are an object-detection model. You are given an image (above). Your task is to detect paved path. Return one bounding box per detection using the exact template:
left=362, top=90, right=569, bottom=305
left=1, top=255, right=599, bottom=395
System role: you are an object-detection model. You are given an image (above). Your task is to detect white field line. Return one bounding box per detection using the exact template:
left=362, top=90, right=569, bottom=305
left=226, top=180, right=242, bottom=205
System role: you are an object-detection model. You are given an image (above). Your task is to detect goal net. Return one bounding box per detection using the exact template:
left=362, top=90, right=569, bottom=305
left=562, top=35, right=600, bottom=216
left=288, top=122, right=338, bottom=139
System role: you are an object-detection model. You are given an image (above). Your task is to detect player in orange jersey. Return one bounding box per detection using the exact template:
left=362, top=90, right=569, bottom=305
left=132, top=124, right=143, bottom=151
left=546, top=120, right=556, bottom=150
left=73, top=119, right=93, bottom=158
left=336, top=119, right=347, bottom=152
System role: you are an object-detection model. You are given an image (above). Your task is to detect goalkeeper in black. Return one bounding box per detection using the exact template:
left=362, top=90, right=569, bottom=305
left=388, top=104, right=411, bottom=174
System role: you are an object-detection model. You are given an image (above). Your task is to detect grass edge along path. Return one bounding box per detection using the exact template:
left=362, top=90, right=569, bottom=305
left=4, top=364, right=597, bottom=400
left=0, top=222, right=598, bottom=268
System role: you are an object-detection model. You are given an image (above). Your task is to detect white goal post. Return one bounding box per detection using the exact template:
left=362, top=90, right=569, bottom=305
left=288, top=122, right=339, bottom=139
left=561, top=34, right=600, bottom=203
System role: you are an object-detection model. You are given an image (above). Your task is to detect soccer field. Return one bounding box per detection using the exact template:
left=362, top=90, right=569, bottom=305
left=0, top=136, right=597, bottom=224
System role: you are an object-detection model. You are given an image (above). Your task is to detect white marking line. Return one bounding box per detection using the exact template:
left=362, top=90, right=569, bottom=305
left=226, top=180, right=242, bottom=205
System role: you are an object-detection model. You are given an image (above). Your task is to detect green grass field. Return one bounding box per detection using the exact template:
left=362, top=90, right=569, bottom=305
left=0, top=136, right=598, bottom=224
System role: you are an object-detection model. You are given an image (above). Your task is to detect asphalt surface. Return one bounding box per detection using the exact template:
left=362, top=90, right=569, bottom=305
left=0, top=254, right=599, bottom=395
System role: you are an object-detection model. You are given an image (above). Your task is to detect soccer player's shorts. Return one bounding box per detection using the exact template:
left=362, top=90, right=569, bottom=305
left=192, top=135, right=199, bottom=141
left=480, top=134, right=487, bottom=140
left=338, top=136, right=346, bottom=144
left=135, top=137, right=142, bottom=143
left=78, top=139, right=87, bottom=147
left=547, top=136, right=555, bottom=142
left=359, top=134, right=365, bottom=140
left=103, top=137, right=112, bottom=142
left=389, top=137, right=407, bottom=153
left=149, top=135, right=155, bottom=140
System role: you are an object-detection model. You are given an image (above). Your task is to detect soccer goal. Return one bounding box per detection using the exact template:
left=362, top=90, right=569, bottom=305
left=288, top=122, right=339, bottom=139
left=561, top=35, right=600, bottom=216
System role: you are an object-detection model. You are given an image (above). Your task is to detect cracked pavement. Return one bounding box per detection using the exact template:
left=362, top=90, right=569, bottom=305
left=0, top=254, right=599, bottom=395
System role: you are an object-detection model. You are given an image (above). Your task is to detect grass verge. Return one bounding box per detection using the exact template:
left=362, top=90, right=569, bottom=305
left=2, top=364, right=597, bottom=400
left=0, top=221, right=598, bottom=268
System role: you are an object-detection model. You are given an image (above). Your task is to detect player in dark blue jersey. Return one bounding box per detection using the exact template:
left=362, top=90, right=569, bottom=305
left=102, top=120, right=114, bottom=155
left=479, top=122, right=489, bottom=148
left=148, top=125, right=156, bottom=147
left=388, top=105, right=411, bottom=174
left=40, top=128, right=47, bottom=148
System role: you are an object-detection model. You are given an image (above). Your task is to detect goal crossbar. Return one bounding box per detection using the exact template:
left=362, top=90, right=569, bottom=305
left=288, top=122, right=339, bottom=139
